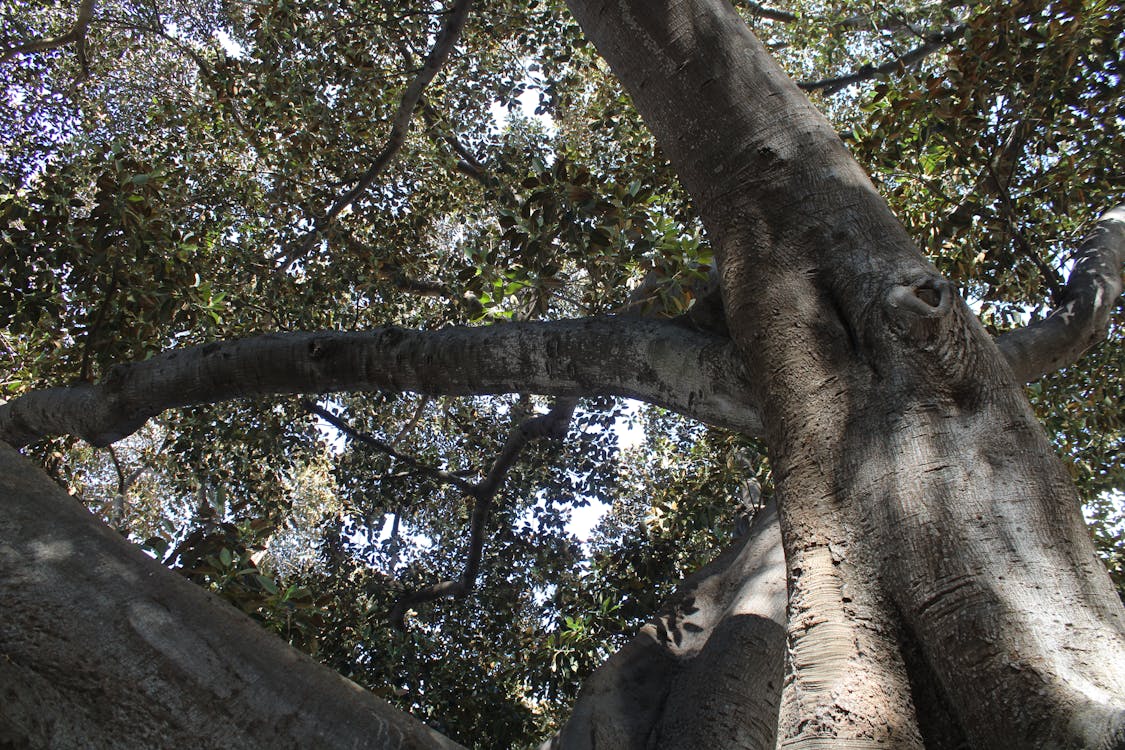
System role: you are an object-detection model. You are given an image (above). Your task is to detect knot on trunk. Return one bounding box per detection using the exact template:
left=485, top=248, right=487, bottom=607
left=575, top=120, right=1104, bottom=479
left=885, top=277, right=959, bottom=345
left=887, top=277, right=953, bottom=320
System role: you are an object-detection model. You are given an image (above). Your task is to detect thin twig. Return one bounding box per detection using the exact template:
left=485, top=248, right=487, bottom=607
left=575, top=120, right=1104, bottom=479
left=391, top=395, right=431, bottom=447
left=302, top=399, right=479, bottom=495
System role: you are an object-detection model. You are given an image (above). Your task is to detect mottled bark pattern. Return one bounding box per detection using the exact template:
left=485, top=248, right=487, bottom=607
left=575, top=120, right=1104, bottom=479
left=565, top=0, right=1125, bottom=747
left=0, top=319, right=761, bottom=448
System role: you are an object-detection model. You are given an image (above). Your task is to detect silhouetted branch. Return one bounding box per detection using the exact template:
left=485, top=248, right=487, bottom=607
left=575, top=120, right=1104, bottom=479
left=302, top=399, right=478, bottom=495
left=735, top=0, right=796, bottom=22
left=799, top=24, right=965, bottom=95
left=389, top=397, right=576, bottom=629
left=0, top=318, right=763, bottom=449
left=275, top=0, right=475, bottom=271
left=420, top=99, right=494, bottom=189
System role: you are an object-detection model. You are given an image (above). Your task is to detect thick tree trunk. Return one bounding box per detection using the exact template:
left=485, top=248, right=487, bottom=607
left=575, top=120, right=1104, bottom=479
left=564, top=0, right=1125, bottom=747
left=0, top=441, right=462, bottom=750
left=3, top=2, right=1124, bottom=748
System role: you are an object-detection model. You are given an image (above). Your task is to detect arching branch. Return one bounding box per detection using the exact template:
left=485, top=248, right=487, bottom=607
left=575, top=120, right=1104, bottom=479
left=996, top=205, right=1125, bottom=383
left=275, top=0, right=475, bottom=271
left=0, top=318, right=763, bottom=449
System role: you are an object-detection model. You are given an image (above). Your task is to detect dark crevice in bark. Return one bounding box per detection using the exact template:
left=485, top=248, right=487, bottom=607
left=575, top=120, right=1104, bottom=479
left=824, top=287, right=861, bottom=355
left=896, top=619, right=972, bottom=750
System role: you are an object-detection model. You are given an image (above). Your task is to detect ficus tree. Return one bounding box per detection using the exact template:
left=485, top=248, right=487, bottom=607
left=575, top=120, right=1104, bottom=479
left=1, top=0, right=1123, bottom=747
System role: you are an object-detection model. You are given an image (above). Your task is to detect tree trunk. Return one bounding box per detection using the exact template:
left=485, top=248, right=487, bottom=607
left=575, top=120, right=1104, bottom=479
left=0, top=441, right=463, bottom=750
left=546, top=501, right=786, bottom=749
left=2, top=1, right=1124, bottom=748
left=564, top=0, right=1125, bottom=747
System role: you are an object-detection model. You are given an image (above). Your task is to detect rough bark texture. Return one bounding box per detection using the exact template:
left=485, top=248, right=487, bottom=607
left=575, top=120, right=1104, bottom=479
left=564, top=0, right=1125, bottom=747
left=2, top=1, right=1124, bottom=748
left=0, top=441, right=463, bottom=750
left=547, top=501, right=787, bottom=749
left=0, top=318, right=761, bottom=448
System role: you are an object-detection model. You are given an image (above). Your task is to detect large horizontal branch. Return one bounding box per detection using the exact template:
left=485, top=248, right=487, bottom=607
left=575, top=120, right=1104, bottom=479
left=996, top=205, right=1125, bottom=383
left=0, top=318, right=763, bottom=449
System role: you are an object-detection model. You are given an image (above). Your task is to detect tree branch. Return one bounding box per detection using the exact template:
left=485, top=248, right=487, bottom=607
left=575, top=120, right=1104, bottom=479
left=798, top=24, right=965, bottom=95
left=995, top=205, right=1125, bottom=383
left=734, top=0, right=796, bottom=22
left=307, top=392, right=577, bottom=629
left=547, top=500, right=786, bottom=748
left=0, top=318, right=763, bottom=449
left=389, top=397, right=576, bottom=629
left=275, top=0, right=475, bottom=271
left=420, top=99, right=496, bottom=190
left=0, top=0, right=95, bottom=76
left=302, top=399, right=479, bottom=495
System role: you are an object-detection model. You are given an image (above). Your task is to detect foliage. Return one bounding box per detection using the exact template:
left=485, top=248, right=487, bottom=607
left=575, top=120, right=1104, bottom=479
left=1, top=0, right=1122, bottom=744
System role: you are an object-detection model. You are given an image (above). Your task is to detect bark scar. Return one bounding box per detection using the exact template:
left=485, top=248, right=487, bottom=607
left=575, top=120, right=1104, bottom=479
left=886, top=277, right=953, bottom=319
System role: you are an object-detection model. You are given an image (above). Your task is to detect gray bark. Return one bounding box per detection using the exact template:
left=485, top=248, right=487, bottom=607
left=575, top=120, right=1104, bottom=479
left=564, top=0, right=1125, bottom=747
left=0, top=318, right=762, bottom=448
left=2, top=1, right=1124, bottom=748
left=996, top=205, right=1125, bottom=383
left=546, top=501, right=786, bottom=750
left=0, top=440, right=463, bottom=750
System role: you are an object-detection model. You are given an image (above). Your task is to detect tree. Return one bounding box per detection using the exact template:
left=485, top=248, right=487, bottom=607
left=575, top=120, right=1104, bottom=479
left=1, top=0, right=1123, bottom=747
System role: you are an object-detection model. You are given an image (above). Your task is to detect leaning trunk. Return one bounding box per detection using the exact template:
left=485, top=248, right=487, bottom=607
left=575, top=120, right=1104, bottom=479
left=0, top=441, right=462, bottom=750
left=565, top=0, right=1125, bottom=747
